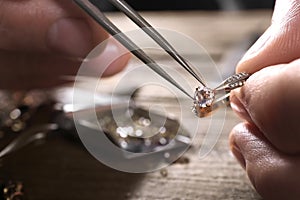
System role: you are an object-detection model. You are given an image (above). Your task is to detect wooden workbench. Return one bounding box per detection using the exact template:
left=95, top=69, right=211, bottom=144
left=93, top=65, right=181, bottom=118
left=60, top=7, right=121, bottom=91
left=0, top=11, right=272, bottom=199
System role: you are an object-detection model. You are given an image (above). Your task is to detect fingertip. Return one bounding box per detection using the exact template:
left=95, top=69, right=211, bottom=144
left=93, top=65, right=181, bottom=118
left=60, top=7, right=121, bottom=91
left=236, top=26, right=273, bottom=72
left=0, top=1, right=109, bottom=58
left=230, top=90, right=252, bottom=123
left=102, top=52, right=131, bottom=77
left=47, top=18, right=94, bottom=58
left=229, top=122, right=277, bottom=182
left=240, top=63, right=300, bottom=154
left=229, top=127, right=246, bottom=170
left=230, top=121, right=300, bottom=200
left=82, top=39, right=130, bottom=77
left=99, top=39, right=131, bottom=77
left=236, top=0, right=300, bottom=74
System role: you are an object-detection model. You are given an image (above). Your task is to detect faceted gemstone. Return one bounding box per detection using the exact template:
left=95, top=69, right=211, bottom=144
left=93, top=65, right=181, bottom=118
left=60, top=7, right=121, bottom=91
left=192, top=86, right=215, bottom=118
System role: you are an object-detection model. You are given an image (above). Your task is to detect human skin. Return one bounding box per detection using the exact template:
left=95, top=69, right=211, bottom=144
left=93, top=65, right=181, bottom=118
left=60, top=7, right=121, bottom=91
left=229, top=0, right=300, bottom=199
left=0, top=0, right=130, bottom=89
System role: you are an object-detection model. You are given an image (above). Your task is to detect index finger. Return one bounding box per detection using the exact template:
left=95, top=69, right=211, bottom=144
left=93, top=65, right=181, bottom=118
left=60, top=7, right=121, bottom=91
left=237, top=0, right=300, bottom=73
left=0, top=0, right=107, bottom=57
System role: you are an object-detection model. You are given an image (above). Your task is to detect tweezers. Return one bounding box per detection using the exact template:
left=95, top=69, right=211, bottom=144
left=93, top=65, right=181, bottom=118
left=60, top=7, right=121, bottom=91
left=73, top=0, right=208, bottom=99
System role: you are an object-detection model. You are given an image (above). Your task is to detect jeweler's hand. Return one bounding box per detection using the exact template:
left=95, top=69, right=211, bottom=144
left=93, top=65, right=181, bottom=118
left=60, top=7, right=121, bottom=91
left=0, top=0, right=130, bottom=89
left=229, top=0, right=300, bottom=199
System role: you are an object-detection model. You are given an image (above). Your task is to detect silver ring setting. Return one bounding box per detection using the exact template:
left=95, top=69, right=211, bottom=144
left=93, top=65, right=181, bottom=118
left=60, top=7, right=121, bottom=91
left=192, top=72, right=250, bottom=118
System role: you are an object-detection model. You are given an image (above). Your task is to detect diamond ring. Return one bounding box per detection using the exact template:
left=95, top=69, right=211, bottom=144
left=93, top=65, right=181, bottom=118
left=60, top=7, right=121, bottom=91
left=192, top=72, right=250, bottom=118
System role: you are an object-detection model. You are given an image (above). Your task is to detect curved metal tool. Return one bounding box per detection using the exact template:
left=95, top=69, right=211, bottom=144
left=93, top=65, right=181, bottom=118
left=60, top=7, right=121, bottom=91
left=0, top=124, right=58, bottom=158
left=73, top=0, right=198, bottom=99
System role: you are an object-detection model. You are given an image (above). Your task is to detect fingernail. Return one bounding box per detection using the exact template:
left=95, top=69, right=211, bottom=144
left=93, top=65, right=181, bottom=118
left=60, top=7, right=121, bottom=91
left=47, top=18, right=93, bottom=58
left=230, top=92, right=252, bottom=123
left=231, top=142, right=246, bottom=170
left=101, top=40, right=130, bottom=76
left=83, top=39, right=130, bottom=77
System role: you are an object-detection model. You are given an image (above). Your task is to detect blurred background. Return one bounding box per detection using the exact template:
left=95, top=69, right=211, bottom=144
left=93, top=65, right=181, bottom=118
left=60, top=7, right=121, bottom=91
left=96, top=0, right=275, bottom=11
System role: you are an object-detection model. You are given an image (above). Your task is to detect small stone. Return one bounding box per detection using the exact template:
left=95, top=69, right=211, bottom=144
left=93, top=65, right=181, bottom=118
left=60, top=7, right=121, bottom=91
left=173, top=156, right=190, bottom=165
left=164, top=152, right=170, bottom=159
left=194, top=86, right=215, bottom=107
left=160, top=168, right=168, bottom=177
left=192, top=86, right=215, bottom=118
left=159, top=126, right=166, bottom=134
left=11, top=120, right=25, bottom=132
left=159, top=137, right=167, bottom=145
left=9, top=108, right=21, bottom=120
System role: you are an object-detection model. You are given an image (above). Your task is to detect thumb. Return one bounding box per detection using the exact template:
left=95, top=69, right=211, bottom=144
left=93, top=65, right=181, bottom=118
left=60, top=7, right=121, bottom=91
left=0, top=0, right=107, bottom=58
left=237, top=0, right=300, bottom=73
left=231, top=58, right=300, bottom=154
